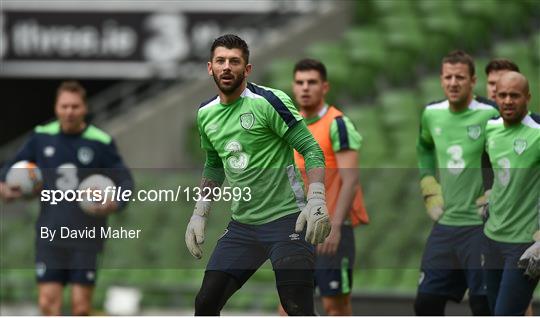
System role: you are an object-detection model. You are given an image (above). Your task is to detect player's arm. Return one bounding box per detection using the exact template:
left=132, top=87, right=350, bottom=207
left=185, top=149, right=224, bottom=259
left=262, top=88, right=329, bottom=244
left=519, top=232, right=540, bottom=279
left=262, top=88, right=325, bottom=183
left=417, top=111, right=436, bottom=178
left=519, top=141, right=540, bottom=278
left=0, top=134, right=37, bottom=202
left=416, top=111, right=444, bottom=221
left=319, top=116, right=361, bottom=255
left=283, top=121, right=330, bottom=245
left=283, top=120, right=325, bottom=188
left=333, top=150, right=358, bottom=224
left=476, top=150, right=494, bottom=219
left=185, top=117, right=225, bottom=259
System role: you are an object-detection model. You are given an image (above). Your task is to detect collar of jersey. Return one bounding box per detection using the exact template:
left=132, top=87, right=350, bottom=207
left=218, top=85, right=252, bottom=106
left=304, top=104, right=329, bottom=125
left=61, top=123, right=90, bottom=137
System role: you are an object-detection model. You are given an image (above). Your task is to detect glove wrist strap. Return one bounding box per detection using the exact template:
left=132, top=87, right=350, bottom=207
left=307, top=182, right=325, bottom=201
left=194, top=200, right=211, bottom=217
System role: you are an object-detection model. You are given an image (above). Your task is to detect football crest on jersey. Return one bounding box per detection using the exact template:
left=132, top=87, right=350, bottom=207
left=467, top=125, right=481, bottom=140
left=240, top=112, right=255, bottom=130
left=78, top=147, right=94, bottom=165
left=513, top=139, right=527, bottom=155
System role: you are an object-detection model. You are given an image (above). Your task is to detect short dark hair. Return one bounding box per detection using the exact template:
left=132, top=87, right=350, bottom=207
left=210, top=34, right=250, bottom=64
left=56, top=80, right=87, bottom=103
left=485, top=58, right=520, bottom=75
left=441, top=50, right=475, bottom=77
left=293, top=58, right=327, bottom=81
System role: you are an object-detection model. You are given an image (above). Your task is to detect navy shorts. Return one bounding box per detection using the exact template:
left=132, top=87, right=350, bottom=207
left=206, top=213, right=314, bottom=287
left=315, top=225, right=355, bottom=296
left=418, top=223, right=486, bottom=302
left=35, top=244, right=99, bottom=285
left=482, top=235, right=539, bottom=315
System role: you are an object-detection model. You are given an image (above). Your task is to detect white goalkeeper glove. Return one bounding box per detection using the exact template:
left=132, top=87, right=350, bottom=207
left=295, top=182, right=331, bottom=245
left=518, top=231, right=540, bottom=278
left=420, top=176, right=444, bottom=221
left=475, top=190, right=491, bottom=219
left=185, top=200, right=211, bottom=259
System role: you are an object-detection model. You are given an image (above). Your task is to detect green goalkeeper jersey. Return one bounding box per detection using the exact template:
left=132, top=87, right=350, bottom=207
left=197, top=83, right=306, bottom=225
left=484, top=113, right=540, bottom=243
left=417, top=97, right=499, bottom=226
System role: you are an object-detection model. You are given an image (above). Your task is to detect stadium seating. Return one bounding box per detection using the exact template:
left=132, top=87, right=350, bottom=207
left=263, top=59, right=296, bottom=96
left=343, top=27, right=386, bottom=70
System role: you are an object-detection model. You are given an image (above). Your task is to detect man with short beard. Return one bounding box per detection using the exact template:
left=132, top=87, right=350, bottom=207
left=415, top=50, right=497, bottom=315
left=483, top=72, right=540, bottom=315
left=482, top=59, right=534, bottom=316
left=185, top=34, right=331, bottom=315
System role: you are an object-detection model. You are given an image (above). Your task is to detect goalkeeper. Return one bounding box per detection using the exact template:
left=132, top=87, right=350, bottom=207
left=185, top=34, right=330, bottom=316
left=482, top=72, right=540, bottom=315
left=415, top=51, right=498, bottom=315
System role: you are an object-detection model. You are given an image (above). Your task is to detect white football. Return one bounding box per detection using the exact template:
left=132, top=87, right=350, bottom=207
left=5, top=160, right=43, bottom=197
left=78, top=174, right=115, bottom=214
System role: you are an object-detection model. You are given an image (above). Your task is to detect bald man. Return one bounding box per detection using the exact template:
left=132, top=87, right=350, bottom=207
left=483, top=72, right=540, bottom=315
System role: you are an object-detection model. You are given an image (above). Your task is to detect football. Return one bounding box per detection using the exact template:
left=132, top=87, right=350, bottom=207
left=5, top=160, right=43, bottom=197
left=78, top=174, right=115, bottom=214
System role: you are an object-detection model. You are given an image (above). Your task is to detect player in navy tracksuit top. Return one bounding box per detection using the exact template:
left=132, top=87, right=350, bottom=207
left=0, top=81, right=133, bottom=315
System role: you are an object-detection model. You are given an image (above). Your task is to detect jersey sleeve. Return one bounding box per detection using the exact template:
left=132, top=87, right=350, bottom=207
left=263, top=89, right=303, bottom=137
left=283, top=121, right=325, bottom=170
left=417, top=110, right=437, bottom=178
left=329, top=115, right=362, bottom=152
left=197, top=113, right=216, bottom=151
left=0, top=134, right=38, bottom=181
left=197, top=111, right=224, bottom=183
left=202, top=150, right=225, bottom=184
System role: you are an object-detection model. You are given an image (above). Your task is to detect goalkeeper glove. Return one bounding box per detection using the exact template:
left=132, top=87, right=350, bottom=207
left=295, top=182, right=331, bottom=245
left=185, top=200, right=211, bottom=259
left=420, top=176, right=444, bottom=221
left=518, top=231, right=540, bottom=279
left=475, top=190, right=491, bottom=220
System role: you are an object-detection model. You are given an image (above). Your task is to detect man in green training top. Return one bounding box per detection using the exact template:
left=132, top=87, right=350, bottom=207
left=184, top=34, right=331, bottom=316
left=415, top=50, right=497, bottom=315
left=483, top=71, right=540, bottom=315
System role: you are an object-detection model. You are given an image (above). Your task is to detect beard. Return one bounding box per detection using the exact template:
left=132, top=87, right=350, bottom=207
left=501, top=107, right=526, bottom=125
left=212, top=71, right=245, bottom=95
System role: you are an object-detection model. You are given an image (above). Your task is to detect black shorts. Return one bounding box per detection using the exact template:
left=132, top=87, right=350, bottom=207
left=482, top=235, right=539, bottom=315
left=314, top=225, right=355, bottom=296
left=206, top=213, right=314, bottom=287
left=418, top=223, right=486, bottom=301
left=35, top=244, right=100, bottom=285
